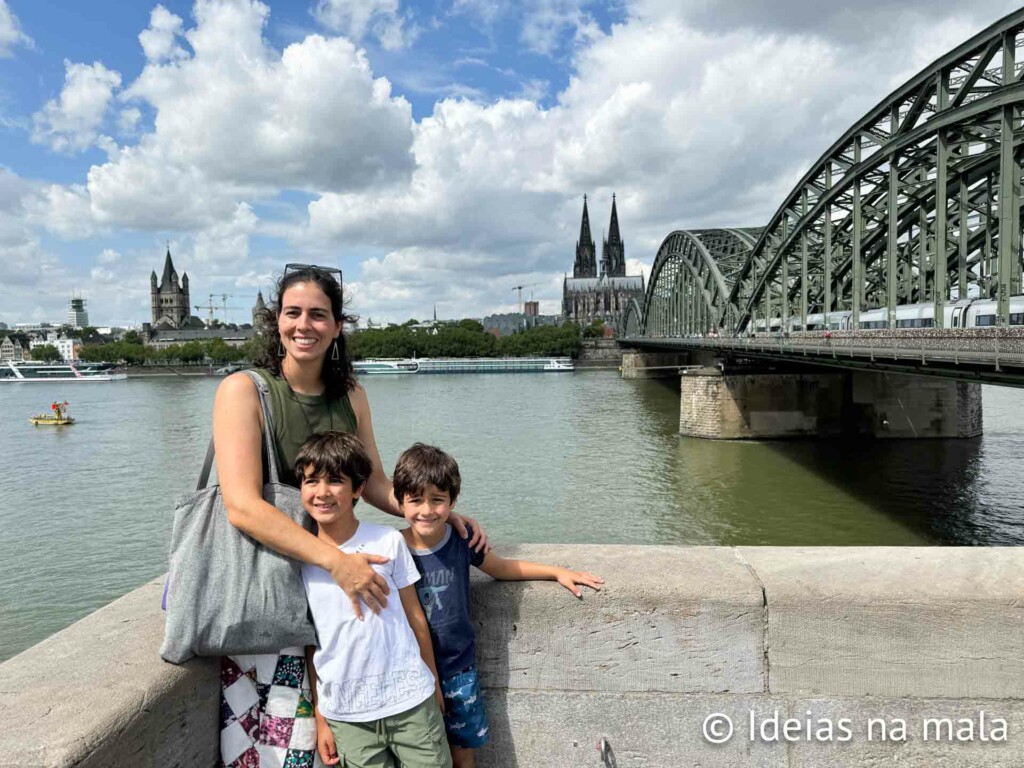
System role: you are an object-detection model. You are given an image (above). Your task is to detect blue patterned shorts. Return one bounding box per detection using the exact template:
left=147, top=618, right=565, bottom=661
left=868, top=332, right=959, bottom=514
left=440, top=666, right=490, bottom=749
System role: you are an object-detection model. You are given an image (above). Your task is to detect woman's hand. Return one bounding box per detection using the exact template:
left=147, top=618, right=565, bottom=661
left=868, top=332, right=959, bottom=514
left=315, top=714, right=340, bottom=765
left=554, top=568, right=605, bottom=598
left=448, top=512, right=490, bottom=553
left=328, top=550, right=391, bottom=619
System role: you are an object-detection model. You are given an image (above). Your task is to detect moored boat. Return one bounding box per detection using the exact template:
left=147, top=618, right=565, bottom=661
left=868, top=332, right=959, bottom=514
left=352, top=359, right=421, bottom=374
left=353, top=357, right=574, bottom=375
left=1, top=361, right=127, bottom=382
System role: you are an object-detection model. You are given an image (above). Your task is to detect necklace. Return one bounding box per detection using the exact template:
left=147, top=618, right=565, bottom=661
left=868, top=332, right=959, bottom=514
left=282, top=376, right=335, bottom=436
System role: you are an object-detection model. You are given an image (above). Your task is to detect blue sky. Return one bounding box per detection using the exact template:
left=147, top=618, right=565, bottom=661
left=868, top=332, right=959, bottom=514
left=0, top=0, right=1020, bottom=326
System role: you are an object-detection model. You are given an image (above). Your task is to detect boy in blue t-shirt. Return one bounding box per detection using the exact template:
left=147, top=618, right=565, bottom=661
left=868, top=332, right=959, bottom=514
left=395, top=443, right=604, bottom=768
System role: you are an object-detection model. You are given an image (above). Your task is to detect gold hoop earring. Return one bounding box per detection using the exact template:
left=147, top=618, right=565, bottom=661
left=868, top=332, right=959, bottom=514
left=331, top=340, right=340, bottom=361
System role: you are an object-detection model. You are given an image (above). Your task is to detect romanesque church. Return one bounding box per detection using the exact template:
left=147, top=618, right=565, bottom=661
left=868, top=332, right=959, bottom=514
left=562, top=195, right=645, bottom=331
left=150, top=248, right=204, bottom=330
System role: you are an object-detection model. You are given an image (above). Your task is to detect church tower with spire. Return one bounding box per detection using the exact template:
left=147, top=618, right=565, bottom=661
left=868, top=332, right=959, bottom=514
left=150, top=246, right=191, bottom=329
left=573, top=195, right=597, bottom=278
left=601, top=194, right=626, bottom=277
left=563, top=194, right=644, bottom=332
left=252, top=290, right=266, bottom=326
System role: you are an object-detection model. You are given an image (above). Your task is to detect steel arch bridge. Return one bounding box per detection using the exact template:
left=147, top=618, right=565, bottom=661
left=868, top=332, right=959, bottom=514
left=628, top=9, right=1024, bottom=338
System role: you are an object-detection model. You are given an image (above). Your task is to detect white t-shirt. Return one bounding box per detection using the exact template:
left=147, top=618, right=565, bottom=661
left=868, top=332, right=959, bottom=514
left=301, top=522, right=435, bottom=722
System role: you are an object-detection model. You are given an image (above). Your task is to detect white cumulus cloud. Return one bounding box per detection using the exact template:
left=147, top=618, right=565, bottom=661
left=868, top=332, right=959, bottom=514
left=312, top=0, right=414, bottom=50
left=138, top=4, right=188, bottom=62
left=0, top=0, right=32, bottom=58
left=31, top=60, right=122, bottom=154
left=31, top=0, right=415, bottom=241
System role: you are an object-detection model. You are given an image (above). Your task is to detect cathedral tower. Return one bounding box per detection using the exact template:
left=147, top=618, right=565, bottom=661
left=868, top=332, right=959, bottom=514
left=573, top=195, right=597, bottom=278
left=601, top=194, right=626, bottom=277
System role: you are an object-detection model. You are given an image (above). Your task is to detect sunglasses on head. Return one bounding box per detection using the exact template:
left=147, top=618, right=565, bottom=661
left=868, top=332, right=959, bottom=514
left=283, top=263, right=343, bottom=287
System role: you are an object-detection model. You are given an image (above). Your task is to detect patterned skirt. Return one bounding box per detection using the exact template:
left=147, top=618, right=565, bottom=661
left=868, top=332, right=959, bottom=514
left=219, top=649, right=322, bottom=768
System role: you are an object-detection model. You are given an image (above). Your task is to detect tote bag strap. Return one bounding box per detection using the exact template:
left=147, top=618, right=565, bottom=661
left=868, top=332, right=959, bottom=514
left=244, top=369, right=286, bottom=485
left=196, top=438, right=216, bottom=491
left=194, top=369, right=284, bottom=491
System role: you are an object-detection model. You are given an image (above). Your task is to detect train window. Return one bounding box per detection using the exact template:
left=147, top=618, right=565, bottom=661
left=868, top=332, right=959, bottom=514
left=896, top=319, right=935, bottom=328
left=792, top=325, right=803, bottom=331
left=975, top=314, right=996, bottom=327
left=1011, top=313, right=1024, bottom=326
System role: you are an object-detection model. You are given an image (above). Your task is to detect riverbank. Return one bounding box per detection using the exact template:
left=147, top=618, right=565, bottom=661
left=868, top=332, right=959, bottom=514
left=126, top=366, right=219, bottom=377
left=1, top=546, right=1021, bottom=767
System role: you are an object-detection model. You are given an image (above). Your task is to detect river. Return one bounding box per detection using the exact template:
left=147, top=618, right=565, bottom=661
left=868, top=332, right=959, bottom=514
left=1, top=371, right=1022, bottom=661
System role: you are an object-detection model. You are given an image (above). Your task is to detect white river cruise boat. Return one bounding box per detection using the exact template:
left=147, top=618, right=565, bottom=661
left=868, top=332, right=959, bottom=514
left=353, top=357, right=574, bottom=375
left=0, top=361, right=127, bottom=382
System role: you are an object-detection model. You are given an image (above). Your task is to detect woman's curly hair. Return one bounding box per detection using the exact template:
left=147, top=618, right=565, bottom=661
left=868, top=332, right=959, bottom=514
left=251, top=266, right=358, bottom=398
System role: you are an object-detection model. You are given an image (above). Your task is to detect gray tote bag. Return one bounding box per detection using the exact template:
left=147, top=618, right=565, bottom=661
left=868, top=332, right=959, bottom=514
left=161, top=370, right=317, bottom=664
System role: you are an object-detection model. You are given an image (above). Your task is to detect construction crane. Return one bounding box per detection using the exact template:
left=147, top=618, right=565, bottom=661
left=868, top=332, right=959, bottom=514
left=195, top=293, right=243, bottom=326
left=510, top=282, right=542, bottom=313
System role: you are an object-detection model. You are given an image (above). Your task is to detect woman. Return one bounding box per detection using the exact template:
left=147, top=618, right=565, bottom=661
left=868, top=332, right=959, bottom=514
left=213, top=265, right=487, bottom=767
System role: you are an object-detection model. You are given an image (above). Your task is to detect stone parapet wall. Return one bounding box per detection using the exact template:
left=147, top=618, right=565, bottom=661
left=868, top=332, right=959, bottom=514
left=0, top=579, right=219, bottom=768
left=1, top=547, right=1022, bottom=767
left=575, top=338, right=626, bottom=369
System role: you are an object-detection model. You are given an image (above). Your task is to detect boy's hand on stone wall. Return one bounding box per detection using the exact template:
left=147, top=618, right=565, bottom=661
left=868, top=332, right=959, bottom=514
left=555, top=568, right=604, bottom=598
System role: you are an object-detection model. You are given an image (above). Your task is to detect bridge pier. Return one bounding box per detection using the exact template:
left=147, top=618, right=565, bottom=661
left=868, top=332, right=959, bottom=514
left=621, top=350, right=689, bottom=379
left=679, top=367, right=846, bottom=439
left=678, top=366, right=983, bottom=439
left=846, top=371, right=983, bottom=438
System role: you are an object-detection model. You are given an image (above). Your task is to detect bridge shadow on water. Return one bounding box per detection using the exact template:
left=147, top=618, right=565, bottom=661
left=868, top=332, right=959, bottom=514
left=627, top=377, right=1022, bottom=547
left=763, top=437, right=992, bottom=545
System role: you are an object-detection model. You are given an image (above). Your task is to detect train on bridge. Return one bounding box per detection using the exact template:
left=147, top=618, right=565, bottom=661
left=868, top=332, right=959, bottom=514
left=755, top=295, right=1024, bottom=333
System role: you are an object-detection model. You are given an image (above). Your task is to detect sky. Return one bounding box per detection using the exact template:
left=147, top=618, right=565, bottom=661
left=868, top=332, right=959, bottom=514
left=0, top=0, right=1021, bottom=327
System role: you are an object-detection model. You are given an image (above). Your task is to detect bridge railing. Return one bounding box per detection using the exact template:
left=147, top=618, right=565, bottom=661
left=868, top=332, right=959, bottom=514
left=627, top=331, right=1024, bottom=373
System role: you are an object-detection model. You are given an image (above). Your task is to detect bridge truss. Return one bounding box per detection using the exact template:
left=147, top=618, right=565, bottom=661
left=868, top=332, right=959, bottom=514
left=632, top=10, right=1024, bottom=337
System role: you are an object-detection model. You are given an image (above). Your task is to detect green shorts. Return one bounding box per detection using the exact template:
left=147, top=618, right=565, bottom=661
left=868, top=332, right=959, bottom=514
left=325, top=695, right=453, bottom=768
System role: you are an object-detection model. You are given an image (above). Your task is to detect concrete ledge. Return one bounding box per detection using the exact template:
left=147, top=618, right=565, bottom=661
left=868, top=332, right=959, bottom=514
left=739, top=548, right=1024, bottom=699
left=473, top=546, right=765, bottom=694
left=2, top=547, right=1023, bottom=767
left=478, top=691, right=1024, bottom=767
left=0, top=578, right=219, bottom=768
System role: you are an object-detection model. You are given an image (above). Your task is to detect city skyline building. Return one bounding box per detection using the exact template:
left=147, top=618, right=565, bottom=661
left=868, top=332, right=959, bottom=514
left=66, top=296, right=88, bottom=329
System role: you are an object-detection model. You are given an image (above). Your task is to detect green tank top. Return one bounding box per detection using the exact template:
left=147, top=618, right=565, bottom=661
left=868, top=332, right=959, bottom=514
left=252, top=368, right=358, bottom=487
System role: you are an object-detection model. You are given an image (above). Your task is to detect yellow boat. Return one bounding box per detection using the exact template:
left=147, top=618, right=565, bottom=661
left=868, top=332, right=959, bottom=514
left=30, top=416, right=75, bottom=425
left=30, top=400, right=75, bottom=426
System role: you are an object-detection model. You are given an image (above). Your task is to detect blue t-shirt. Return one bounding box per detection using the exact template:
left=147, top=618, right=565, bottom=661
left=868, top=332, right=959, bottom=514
left=407, top=525, right=486, bottom=680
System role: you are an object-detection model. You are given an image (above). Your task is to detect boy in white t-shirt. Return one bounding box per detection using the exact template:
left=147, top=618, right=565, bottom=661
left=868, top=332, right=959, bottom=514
left=296, top=431, right=451, bottom=768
